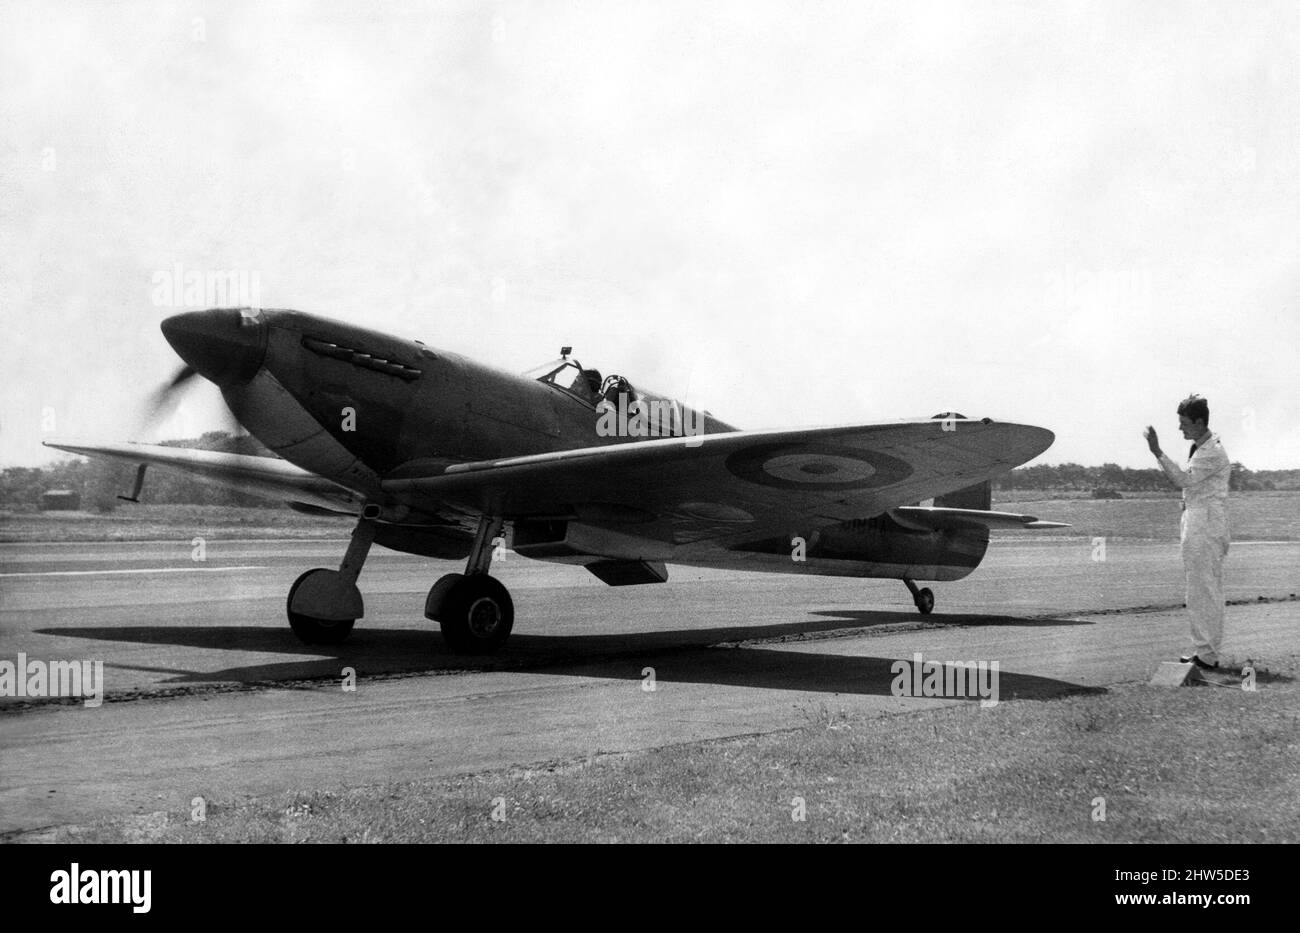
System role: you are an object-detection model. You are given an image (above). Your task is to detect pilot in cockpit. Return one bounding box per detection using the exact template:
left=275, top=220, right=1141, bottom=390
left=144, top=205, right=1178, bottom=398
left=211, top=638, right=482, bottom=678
left=581, top=369, right=602, bottom=398
left=602, top=375, right=631, bottom=409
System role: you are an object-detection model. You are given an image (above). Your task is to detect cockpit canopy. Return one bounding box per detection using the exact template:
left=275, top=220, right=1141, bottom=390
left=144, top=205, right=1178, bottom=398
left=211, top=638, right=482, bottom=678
left=524, top=352, right=728, bottom=436
left=524, top=357, right=630, bottom=407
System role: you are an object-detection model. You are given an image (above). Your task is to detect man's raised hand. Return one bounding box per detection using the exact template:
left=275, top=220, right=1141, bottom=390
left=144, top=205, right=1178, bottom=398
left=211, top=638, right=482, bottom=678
left=1144, top=425, right=1161, bottom=456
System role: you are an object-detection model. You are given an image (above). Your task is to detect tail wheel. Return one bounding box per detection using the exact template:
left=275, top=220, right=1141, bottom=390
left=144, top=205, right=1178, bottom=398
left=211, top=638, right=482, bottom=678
left=914, top=587, right=935, bottom=615
left=287, top=568, right=358, bottom=645
left=439, top=574, right=514, bottom=654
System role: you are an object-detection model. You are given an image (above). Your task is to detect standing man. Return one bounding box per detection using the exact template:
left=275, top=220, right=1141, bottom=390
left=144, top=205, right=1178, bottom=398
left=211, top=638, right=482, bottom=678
left=1144, top=394, right=1231, bottom=669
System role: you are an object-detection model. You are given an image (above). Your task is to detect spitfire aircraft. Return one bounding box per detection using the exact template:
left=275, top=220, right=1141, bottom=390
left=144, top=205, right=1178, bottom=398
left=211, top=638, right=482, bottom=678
left=48, top=307, right=1066, bottom=653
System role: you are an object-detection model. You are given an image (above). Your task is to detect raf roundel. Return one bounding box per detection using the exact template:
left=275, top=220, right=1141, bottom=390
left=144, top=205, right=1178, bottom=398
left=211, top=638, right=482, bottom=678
left=724, top=443, right=913, bottom=491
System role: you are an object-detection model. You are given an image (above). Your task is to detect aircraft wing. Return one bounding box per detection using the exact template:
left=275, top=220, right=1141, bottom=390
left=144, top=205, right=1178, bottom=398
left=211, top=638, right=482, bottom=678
left=43, top=440, right=364, bottom=513
left=383, top=419, right=1057, bottom=548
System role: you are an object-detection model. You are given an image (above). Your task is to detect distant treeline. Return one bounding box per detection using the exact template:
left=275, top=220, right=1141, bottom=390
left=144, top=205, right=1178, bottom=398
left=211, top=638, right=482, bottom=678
left=996, top=462, right=1298, bottom=492
left=1, top=432, right=278, bottom=512
left=3, top=438, right=1297, bottom=512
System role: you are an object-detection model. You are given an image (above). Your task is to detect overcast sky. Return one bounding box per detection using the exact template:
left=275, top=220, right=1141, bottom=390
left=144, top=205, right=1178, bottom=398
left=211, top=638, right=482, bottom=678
left=2, top=0, right=1297, bottom=470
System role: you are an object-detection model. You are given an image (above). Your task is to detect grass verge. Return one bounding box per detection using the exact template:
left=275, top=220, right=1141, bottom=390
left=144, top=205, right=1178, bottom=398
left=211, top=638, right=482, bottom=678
left=17, top=656, right=1297, bottom=844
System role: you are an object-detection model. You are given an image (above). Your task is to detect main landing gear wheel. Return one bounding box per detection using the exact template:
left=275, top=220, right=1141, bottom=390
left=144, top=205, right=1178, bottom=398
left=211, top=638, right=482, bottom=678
left=287, top=568, right=360, bottom=645
left=427, top=573, right=514, bottom=654
left=902, top=577, right=935, bottom=615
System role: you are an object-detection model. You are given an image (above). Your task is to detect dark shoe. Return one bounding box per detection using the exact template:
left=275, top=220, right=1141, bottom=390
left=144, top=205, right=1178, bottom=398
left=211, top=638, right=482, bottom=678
left=1180, top=654, right=1219, bottom=670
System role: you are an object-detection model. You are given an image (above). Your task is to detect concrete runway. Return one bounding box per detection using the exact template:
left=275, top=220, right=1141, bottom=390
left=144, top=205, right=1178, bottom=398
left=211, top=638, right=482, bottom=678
left=1, top=537, right=1297, bottom=835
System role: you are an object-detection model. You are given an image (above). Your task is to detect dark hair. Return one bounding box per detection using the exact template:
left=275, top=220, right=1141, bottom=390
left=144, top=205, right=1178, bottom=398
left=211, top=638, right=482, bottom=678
left=1177, top=394, right=1209, bottom=425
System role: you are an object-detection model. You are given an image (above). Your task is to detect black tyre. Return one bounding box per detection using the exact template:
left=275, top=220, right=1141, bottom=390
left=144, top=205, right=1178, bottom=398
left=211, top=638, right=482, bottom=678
left=439, top=574, right=514, bottom=653
left=286, top=569, right=357, bottom=645
left=914, top=587, right=935, bottom=615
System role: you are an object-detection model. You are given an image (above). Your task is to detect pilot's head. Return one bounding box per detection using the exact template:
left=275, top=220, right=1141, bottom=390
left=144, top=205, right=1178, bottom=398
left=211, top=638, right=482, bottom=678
left=1176, top=394, right=1209, bottom=440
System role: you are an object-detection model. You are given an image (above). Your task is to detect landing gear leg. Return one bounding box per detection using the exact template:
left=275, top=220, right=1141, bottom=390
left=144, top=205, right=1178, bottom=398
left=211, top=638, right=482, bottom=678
left=286, top=519, right=375, bottom=644
left=425, top=516, right=514, bottom=654
left=903, top=577, right=935, bottom=615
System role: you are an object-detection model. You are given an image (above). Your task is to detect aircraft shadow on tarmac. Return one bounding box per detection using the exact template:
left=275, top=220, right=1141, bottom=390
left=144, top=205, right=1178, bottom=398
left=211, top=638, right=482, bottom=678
left=808, top=609, right=1094, bottom=628
left=39, top=609, right=1102, bottom=701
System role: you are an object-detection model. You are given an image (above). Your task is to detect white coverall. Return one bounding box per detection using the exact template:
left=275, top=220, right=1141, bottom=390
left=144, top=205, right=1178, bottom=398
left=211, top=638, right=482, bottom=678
left=1157, top=433, right=1231, bottom=664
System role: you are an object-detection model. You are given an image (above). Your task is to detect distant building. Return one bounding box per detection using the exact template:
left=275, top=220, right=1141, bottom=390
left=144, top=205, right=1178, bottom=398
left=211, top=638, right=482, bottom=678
left=40, top=489, right=81, bottom=511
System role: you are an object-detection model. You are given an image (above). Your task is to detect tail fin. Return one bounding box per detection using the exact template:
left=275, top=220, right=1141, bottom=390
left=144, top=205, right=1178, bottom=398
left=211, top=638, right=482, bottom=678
left=934, top=480, right=992, bottom=511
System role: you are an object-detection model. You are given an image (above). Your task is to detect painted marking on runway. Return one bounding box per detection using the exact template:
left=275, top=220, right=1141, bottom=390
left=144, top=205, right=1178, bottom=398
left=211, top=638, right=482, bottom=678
left=0, top=565, right=267, bottom=578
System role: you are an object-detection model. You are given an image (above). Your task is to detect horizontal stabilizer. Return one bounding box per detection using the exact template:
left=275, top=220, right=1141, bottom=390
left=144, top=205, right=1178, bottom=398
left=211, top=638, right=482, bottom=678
left=890, top=506, right=1070, bottom=531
